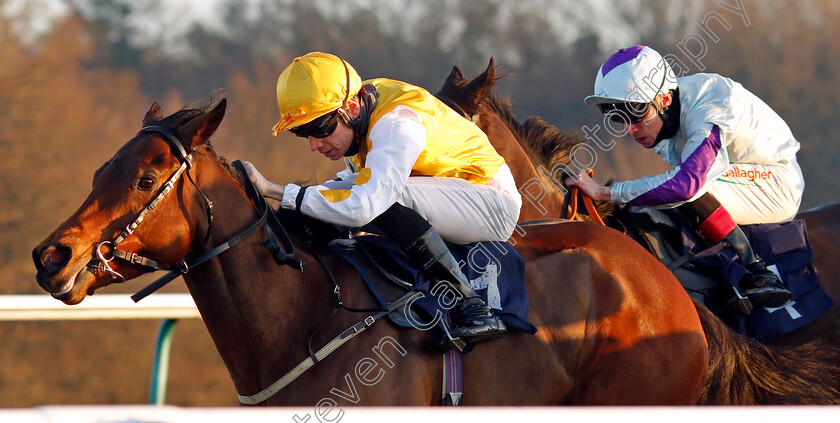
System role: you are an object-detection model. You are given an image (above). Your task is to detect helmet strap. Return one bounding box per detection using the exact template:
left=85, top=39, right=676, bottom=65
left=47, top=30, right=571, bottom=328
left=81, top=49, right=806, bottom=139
left=336, top=107, right=351, bottom=123
left=654, top=88, right=681, bottom=146
left=344, top=83, right=379, bottom=157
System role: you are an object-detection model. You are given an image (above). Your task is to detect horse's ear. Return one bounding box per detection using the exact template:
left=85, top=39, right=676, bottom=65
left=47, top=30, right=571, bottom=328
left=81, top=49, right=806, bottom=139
left=437, top=65, right=465, bottom=101
left=461, top=58, right=495, bottom=107
left=142, top=102, right=164, bottom=127
left=485, top=58, right=496, bottom=81
left=180, top=98, right=227, bottom=149
left=445, top=65, right=465, bottom=85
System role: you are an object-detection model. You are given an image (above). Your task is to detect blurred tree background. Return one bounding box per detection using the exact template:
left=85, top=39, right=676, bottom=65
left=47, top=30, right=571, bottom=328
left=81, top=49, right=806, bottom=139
left=1, top=0, right=838, bottom=406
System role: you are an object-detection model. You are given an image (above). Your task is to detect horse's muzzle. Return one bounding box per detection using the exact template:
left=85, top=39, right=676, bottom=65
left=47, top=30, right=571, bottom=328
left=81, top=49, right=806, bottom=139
left=32, top=242, right=74, bottom=293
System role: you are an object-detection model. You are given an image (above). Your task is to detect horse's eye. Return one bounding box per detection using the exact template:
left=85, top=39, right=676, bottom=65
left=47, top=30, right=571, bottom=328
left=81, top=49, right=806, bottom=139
left=138, top=177, right=156, bottom=191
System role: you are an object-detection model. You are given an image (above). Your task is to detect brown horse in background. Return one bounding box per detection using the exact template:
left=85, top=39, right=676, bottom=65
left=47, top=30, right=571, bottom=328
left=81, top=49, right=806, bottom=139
left=436, top=60, right=840, bottom=340
left=438, top=60, right=840, bottom=403
left=32, top=98, right=712, bottom=405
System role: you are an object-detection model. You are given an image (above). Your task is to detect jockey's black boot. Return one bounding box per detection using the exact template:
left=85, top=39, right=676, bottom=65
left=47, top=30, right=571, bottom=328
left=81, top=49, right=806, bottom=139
left=404, top=227, right=506, bottom=342
left=680, top=193, right=791, bottom=310
left=723, top=227, right=792, bottom=308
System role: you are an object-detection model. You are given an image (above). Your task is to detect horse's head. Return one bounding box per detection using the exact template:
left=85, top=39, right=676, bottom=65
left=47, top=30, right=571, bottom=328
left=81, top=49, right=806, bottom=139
left=32, top=99, right=227, bottom=304
left=436, top=58, right=496, bottom=117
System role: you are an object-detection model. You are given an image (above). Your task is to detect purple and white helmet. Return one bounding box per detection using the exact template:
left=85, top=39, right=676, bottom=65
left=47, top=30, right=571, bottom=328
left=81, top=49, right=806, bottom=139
left=584, top=45, right=678, bottom=107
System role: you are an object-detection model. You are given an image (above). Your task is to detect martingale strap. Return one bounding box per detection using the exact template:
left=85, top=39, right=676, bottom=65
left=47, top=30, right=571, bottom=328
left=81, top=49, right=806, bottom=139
left=237, top=291, right=419, bottom=405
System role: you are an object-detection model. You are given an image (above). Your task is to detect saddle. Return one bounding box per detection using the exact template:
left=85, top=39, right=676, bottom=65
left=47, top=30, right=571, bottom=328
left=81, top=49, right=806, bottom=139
left=326, top=233, right=536, bottom=350
left=321, top=232, right=535, bottom=406
left=618, top=206, right=834, bottom=342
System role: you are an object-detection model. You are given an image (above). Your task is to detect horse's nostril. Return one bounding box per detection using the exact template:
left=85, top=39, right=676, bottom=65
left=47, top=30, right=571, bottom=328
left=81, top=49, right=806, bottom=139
left=37, top=244, right=72, bottom=271
left=48, top=247, right=67, bottom=264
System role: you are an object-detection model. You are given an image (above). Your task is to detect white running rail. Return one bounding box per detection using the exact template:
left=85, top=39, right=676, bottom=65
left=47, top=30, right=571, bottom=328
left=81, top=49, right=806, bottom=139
left=2, top=405, right=840, bottom=423
left=0, top=293, right=200, bottom=321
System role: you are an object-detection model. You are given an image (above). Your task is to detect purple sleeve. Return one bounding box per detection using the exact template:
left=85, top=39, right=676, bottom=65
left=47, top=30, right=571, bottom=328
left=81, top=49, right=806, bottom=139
left=614, top=125, right=725, bottom=207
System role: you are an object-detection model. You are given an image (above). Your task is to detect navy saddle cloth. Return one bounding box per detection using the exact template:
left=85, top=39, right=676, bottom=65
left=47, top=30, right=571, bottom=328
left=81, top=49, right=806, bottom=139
left=622, top=207, right=834, bottom=343
left=327, top=234, right=536, bottom=335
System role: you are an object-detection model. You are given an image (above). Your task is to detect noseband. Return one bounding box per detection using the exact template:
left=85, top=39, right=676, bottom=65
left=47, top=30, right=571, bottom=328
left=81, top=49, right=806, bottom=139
left=88, top=125, right=302, bottom=302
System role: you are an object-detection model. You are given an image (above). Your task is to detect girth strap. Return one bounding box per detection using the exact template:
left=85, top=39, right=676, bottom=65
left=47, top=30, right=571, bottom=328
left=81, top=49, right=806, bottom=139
left=237, top=291, right=420, bottom=405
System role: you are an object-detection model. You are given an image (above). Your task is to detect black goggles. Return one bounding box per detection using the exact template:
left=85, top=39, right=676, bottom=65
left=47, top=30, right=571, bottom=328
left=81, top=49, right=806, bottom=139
left=598, top=102, right=653, bottom=124
left=289, top=110, right=342, bottom=139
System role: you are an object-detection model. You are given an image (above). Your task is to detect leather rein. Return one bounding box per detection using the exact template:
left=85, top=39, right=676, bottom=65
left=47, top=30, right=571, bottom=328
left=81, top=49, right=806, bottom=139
left=563, top=169, right=606, bottom=226
left=85, top=125, right=303, bottom=302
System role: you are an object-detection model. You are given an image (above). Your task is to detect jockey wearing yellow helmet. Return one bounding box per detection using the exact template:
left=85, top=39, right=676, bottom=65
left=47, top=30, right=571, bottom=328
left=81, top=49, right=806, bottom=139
left=243, top=52, right=522, bottom=341
left=569, top=45, right=802, bottom=310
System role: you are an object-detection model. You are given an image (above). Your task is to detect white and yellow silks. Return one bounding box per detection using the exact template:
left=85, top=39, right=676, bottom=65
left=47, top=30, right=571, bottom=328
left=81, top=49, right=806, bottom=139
left=280, top=79, right=522, bottom=243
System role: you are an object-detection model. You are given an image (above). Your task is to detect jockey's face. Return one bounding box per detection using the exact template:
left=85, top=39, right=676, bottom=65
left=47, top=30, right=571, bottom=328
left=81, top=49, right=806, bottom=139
left=622, top=92, right=672, bottom=149
left=625, top=105, right=663, bottom=149
left=306, top=98, right=361, bottom=161
left=308, top=119, right=354, bottom=161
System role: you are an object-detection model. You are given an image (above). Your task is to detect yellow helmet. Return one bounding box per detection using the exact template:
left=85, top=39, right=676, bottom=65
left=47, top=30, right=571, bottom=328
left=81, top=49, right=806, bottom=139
left=272, top=52, right=363, bottom=136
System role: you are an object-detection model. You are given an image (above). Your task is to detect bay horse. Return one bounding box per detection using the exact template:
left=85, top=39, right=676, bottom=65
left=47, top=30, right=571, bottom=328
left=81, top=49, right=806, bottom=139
left=32, top=99, right=840, bottom=404
left=438, top=60, right=840, bottom=349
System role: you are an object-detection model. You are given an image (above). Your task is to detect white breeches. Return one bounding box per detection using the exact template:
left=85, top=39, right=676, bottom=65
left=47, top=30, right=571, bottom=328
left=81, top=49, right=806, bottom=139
left=329, top=164, right=522, bottom=244
left=398, top=164, right=522, bottom=244
left=708, top=160, right=804, bottom=224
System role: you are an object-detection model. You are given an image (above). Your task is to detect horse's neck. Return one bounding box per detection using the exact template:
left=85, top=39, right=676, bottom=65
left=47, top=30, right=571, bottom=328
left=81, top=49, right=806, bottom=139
left=478, top=114, right=538, bottom=176
left=180, top=157, right=330, bottom=396
left=477, top=114, right=565, bottom=221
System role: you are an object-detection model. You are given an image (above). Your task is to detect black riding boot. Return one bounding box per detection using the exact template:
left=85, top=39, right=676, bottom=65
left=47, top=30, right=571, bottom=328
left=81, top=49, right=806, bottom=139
left=722, top=227, right=791, bottom=308
left=680, top=193, right=791, bottom=309
left=404, top=227, right=506, bottom=341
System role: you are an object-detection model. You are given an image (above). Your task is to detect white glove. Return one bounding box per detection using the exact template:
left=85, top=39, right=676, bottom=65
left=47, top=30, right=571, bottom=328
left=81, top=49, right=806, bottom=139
left=240, top=160, right=284, bottom=200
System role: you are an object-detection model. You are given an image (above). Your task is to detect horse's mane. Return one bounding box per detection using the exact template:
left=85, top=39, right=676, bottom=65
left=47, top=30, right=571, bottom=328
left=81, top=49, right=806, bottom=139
left=482, top=93, right=587, bottom=176
left=480, top=92, right=617, bottom=218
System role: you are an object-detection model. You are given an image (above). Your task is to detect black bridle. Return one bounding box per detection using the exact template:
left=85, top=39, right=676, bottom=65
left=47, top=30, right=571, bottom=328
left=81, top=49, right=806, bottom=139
left=85, top=125, right=303, bottom=302
left=89, top=126, right=213, bottom=282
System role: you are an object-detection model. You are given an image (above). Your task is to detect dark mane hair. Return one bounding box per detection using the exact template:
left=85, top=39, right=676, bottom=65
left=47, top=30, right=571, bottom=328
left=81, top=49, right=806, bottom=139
left=481, top=92, right=617, bottom=217
left=276, top=207, right=343, bottom=249
left=156, top=99, right=339, bottom=244
left=482, top=93, right=588, bottom=175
